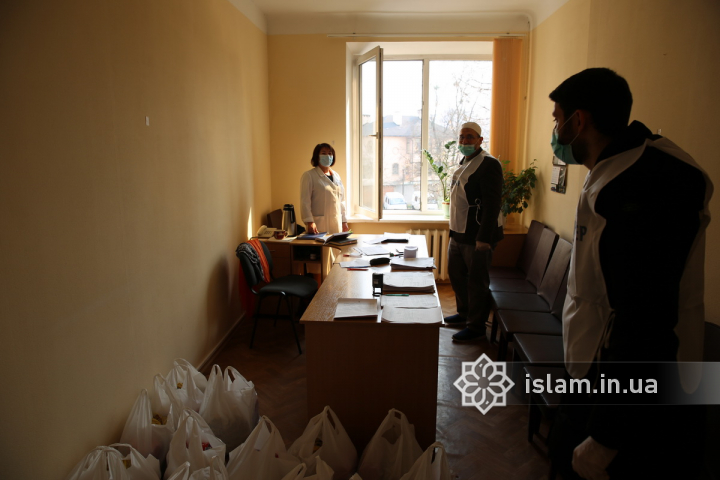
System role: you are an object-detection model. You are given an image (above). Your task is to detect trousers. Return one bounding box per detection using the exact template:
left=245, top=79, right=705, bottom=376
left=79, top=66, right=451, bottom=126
left=447, top=237, right=493, bottom=332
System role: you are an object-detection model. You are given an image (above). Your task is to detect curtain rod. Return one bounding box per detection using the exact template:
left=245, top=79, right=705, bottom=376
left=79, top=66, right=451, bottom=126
left=327, top=33, right=526, bottom=38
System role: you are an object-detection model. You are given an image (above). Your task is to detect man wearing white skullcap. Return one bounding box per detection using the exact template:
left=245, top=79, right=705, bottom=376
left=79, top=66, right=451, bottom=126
left=444, top=121, right=504, bottom=342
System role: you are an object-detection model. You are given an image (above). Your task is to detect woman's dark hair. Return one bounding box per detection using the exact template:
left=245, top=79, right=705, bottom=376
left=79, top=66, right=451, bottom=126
left=549, top=68, right=633, bottom=137
left=311, top=143, right=336, bottom=167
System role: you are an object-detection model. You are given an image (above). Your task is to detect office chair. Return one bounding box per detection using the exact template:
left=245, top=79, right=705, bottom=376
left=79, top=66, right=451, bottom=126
left=238, top=241, right=318, bottom=354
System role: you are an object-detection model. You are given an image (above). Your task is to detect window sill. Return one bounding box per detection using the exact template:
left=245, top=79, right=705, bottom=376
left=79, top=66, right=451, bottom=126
left=348, top=214, right=449, bottom=224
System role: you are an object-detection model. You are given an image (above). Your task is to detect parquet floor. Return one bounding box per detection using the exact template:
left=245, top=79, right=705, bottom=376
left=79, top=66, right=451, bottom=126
left=205, top=283, right=552, bottom=479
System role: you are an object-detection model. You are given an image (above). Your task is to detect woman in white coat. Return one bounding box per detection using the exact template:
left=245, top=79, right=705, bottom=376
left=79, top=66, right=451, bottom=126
left=300, top=143, right=349, bottom=234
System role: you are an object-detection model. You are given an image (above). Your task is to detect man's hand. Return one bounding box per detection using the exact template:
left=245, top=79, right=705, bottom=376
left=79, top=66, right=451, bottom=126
left=572, top=436, right=618, bottom=480
left=475, top=241, right=491, bottom=252
left=342, top=222, right=350, bottom=232
left=307, top=222, right=318, bottom=234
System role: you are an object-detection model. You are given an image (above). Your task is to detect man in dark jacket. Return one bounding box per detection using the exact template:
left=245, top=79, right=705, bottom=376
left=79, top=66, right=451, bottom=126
left=548, top=68, right=711, bottom=479
left=445, top=122, right=504, bottom=342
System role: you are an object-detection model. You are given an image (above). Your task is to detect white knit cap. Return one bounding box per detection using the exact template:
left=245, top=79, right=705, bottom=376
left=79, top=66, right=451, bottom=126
left=460, top=122, right=482, bottom=137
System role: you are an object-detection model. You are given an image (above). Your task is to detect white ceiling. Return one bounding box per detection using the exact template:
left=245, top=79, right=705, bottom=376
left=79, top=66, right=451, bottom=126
left=229, top=0, right=570, bottom=35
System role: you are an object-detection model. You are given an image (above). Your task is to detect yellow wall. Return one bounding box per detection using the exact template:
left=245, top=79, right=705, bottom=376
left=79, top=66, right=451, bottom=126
left=0, top=0, right=270, bottom=477
left=525, top=0, right=720, bottom=322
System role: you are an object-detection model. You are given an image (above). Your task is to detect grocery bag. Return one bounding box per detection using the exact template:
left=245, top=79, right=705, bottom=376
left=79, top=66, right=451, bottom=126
left=305, top=457, right=335, bottom=480
left=166, top=364, right=205, bottom=413
left=166, top=462, right=191, bottom=480
left=349, top=475, right=363, bottom=480
left=164, top=409, right=226, bottom=479
left=398, top=443, right=450, bottom=480
left=173, top=359, right=209, bottom=393
left=356, top=409, right=423, bottom=480
left=226, top=416, right=300, bottom=480
left=199, top=365, right=258, bottom=451
left=120, top=389, right=175, bottom=462
left=288, top=406, right=357, bottom=479
left=280, top=464, right=307, bottom=480
left=65, top=444, right=160, bottom=480
left=188, top=455, right=230, bottom=480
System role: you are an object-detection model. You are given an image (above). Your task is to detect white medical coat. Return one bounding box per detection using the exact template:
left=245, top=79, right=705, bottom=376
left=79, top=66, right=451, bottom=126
left=300, top=167, right=347, bottom=234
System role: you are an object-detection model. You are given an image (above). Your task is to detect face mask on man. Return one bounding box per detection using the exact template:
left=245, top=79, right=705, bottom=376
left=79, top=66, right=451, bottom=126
left=319, top=155, right=333, bottom=167
left=458, top=144, right=477, bottom=157
left=550, top=111, right=581, bottom=165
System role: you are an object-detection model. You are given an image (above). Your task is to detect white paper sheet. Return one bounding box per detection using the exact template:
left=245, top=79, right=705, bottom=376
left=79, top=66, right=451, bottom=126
left=381, top=306, right=443, bottom=324
left=334, top=298, right=379, bottom=320
left=339, top=259, right=372, bottom=268
left=381, top=294, right=439, bottom=308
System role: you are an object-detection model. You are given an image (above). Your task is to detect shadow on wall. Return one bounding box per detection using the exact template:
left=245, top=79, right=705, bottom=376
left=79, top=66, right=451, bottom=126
left=205, top=255, right=238, bottom=351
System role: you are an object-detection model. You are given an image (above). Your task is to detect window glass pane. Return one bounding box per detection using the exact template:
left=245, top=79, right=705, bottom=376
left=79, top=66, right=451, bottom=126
left=382, top=60, right=422, bottom=212
left=427, top=60, right=492, bottom=206
left=360, top=59, right=377, bottom=211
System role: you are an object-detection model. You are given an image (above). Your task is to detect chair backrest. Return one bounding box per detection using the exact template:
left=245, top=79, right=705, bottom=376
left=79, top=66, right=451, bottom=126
left=551, top=268, right=569, bottom=320
left=517, top=220, right=546, bottom=273
left=704, top=321, right=720, bottom=362
left=266, top=209, right=283, bottom=229
left=538, top=238, right=573, bottom=307
left=525, top=228, right=559, bottom=288
left=238, top=241, right=274, bottom=288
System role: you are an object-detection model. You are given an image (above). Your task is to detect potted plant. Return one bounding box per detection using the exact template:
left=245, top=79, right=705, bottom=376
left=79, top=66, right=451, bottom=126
left=501, top=160, right=538, bottom=216
left=423, top=141, right=459, bottom=219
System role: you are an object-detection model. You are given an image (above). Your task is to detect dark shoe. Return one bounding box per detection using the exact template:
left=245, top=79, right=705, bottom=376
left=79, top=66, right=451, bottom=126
left=443, top=314, right=466, bottom=328
left=452, top=328, right=486, bottom=342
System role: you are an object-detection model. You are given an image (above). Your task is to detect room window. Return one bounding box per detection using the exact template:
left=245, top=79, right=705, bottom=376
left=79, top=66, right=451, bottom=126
left=354, top=47, right=493, bottom=218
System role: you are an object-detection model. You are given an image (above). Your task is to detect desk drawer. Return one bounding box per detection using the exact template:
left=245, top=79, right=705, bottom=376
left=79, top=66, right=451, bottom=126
left=265, top=243, right=291, bottom=259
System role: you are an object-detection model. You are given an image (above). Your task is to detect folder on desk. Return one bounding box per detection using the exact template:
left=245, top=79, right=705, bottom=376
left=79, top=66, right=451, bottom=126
left=390, top=257, right=436, bottom=271
left=334, top=298, right=379, bottom=321
left=382, top=272, right=435, bottom=293
left=382, top=306, right=443, bottom=324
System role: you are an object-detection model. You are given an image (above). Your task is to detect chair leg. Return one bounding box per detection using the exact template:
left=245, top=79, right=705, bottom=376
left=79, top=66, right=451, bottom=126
left=250, top=296, right=264, bottom=349
left=286, top=296, right=302, bottom=355
left=528, top=398, right=541, bottom=442
left=490, top=310, right=499, bottom=344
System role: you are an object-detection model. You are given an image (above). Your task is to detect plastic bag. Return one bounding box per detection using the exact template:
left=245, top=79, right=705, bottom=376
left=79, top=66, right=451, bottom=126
left=305, top=457, right=335, bottom=480
left=164, top=409, right=226, bottom=480
left=189, top=455, right=230, bottom=480
left=356, top=409, right=423, bottom=480
left=173, top=359, right=208, bottom=393
left=199, top=365, right=258, bottom=451
left=280, top=464, right=307, bottom=480
left=166, top=462, right=191, bottom=480
left=226, top=416, right=301, bottom=480
left=288, top=406, right=357, bottom=479
left=349, top=475, right=363, bottom=480
left=65, top=444, right=160, bottom=480
left=166, top=364, right=205, bottom=413
left=120, top=389, right=175, bottom=462
left=398, top=443, right=451, bottom=480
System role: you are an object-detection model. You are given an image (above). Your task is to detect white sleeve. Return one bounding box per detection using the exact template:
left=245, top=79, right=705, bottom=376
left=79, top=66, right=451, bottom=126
left=337, top=175, right=347, bottom=223
left=300, top=171, right=315, bottom=224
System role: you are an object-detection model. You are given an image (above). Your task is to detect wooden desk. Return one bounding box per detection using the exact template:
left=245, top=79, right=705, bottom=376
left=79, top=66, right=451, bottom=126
left=300, top=235, right=440, bottom=450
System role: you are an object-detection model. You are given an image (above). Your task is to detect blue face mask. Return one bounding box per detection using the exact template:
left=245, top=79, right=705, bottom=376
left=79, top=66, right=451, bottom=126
left=319, top=155, right=333, bottom=167
left=458, top=144, right=477, bottom=157
left=550, top=112, right=581, bottom=165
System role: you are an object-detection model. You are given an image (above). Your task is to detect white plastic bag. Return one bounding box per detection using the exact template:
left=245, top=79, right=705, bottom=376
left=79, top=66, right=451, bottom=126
left=166, top=364, right=205, bottom=413
left=199, top=365, right=258, bottom=451
left=189, top=455, right=230, bottom=480
left=356, top=409, right=423, bottom=480
left=65, top=444, right=160, bottom=480
left=280, top=464, right=307, bottom=480
left=164, top=409, right=226, bottom=479
left=398, top=443, right=450, bottom=480
left=288, top=406, right=357, bottom=479
left=226, top=416, right=301, bottom=480
left=349, top=475, right=363, bottom=480
left=166, top=462, right=191, bottom=480
left=120, top=389, right=175, bottom=462
left=173, top=359, right=209, bottom=393
left=305, top=457, right=335, bottom=480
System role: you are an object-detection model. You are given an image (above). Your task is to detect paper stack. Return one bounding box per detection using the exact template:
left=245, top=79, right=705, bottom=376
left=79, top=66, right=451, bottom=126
left=334, top=298, right=379, bottom=321
left=390, top=257, right=436, bottom=271
left=381, top=306, right=443, bottom=324
left=382, top=272, right=435, bottom=293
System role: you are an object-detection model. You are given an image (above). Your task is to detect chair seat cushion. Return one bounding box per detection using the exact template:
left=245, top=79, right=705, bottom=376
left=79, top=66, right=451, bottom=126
left=259, top=275, right=318, bottom=297
left=490, top=278, right=537, bottom=294
left=513, top=333, right=564, bottom=365
left=489, top=266, right=525, bottom=279
left=524, top=366, right=566, bottom=407
left=492, top=292, right=551, bottom=312
left=497, top=310, right=562, bottom=338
